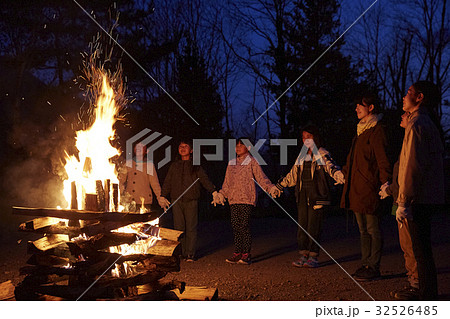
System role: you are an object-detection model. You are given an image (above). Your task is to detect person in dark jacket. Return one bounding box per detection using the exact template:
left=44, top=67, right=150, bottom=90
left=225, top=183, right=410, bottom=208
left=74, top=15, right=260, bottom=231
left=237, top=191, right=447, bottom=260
left=341, top=92, right=392, bottom=281
left=275, top=125, right=344, bottom=268
left=161, top=140, right=223, bottom=261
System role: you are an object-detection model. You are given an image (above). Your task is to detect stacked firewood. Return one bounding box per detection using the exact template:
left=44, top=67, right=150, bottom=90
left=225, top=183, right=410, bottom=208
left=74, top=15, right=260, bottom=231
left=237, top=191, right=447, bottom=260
left=11, top=206, right=217, bottom=301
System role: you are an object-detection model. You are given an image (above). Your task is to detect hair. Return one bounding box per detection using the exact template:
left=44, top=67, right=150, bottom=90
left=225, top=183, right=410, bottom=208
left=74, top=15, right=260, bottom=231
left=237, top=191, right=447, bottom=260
left=354, top=91, right=380, bottom=114
left=412, top=80, right=443, bottom=141
left=301, top=124, right=322, bottom=148
left=236, top=137, right=253, bottom=146
left=178, top=139, right=193, bottom=149
left=177, top=138, right=200, bottom=170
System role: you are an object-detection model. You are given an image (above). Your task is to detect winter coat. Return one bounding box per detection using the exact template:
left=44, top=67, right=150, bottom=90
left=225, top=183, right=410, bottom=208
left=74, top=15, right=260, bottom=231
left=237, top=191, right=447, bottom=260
left=277, top=147, right=341, bottom=205
left=340, top=123, right=392, bottom=214
left=161, top=159, right=215, bottom=202
left=120, top=160, right=162, bottom=205
left=397, top=108, right=445, bottom=207
left=219, top=155, right=274, bottom=206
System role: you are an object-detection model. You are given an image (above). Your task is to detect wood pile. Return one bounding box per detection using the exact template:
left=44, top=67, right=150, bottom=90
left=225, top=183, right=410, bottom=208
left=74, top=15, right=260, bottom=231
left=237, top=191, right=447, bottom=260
left=10, top=206, right=218, bottom=301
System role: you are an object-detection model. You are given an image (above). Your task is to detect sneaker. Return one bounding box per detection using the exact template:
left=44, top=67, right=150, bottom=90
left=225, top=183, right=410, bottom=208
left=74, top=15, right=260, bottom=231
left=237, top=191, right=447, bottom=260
left=391, top=287, right=420, bottom=301
left=238, top=253, right=252, bottom=265
left=303, top=256, right=319, bottom=268
left=226, top=253, right=241, bottom=264
left=292, top=255, right=308, bottom=268
left=352, top=265, right=367, bottom=277
left=185, top=255, right=195, bottom=262
left=354, top=266, right=381, bottom=282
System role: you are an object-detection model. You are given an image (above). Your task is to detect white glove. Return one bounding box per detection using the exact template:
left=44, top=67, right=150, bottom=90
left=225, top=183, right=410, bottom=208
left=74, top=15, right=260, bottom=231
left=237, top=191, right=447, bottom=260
left=396, top=206, right=412, bottom=223
left=333, top=171, right=345, bottom=185
left=313, top=205, right=323, bottom=210
left=269, top=185, right=282, bottom=198
left=212, top=191, right=226, bottom=206
left=158, top=196, right=171, bottom=210
left=378, top=182, right=390, bottom=199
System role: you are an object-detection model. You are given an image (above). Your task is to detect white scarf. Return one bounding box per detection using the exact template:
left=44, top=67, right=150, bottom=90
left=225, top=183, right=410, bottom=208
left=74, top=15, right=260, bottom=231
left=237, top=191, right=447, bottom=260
left=357, top=113, right=382, bottom=136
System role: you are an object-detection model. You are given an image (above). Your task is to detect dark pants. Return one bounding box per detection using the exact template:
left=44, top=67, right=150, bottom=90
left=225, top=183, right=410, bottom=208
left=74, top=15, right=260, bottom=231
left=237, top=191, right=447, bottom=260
left=230, top=204, right=253, bottom=254
left=354, top=212, right=383, bottom=271
left=409, top=204, right=438, bottom=300
left=172, top=200, right=198, bottom=257
left=297, top=189, right=323, bottom=257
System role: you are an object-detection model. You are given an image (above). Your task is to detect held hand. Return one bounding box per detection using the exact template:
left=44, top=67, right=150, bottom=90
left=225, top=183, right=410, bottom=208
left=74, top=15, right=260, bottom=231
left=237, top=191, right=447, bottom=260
left=396, top=206, right=412, bottom=223
left=333, top=171, right=345, bottom=185
left=158, top=196, right=171, bottom=210
left=269, top=185, right=282, bottom=198
left=212, top=191, right=226, bottom=207
left=378, top=182, right=390, bottom=199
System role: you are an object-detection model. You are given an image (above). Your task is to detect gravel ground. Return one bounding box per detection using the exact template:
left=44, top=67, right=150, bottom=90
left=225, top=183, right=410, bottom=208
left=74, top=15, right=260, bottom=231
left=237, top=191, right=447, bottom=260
left=1, top=207, right=449, bottom=301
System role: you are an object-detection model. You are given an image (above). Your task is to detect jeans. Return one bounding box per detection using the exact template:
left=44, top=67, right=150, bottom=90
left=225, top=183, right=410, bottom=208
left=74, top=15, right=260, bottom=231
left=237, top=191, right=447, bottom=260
left=409, top=204, right=438, bottom=300
left=354, top=212, right=383, bottom=270
left=172, top=200, right=198, bottom=257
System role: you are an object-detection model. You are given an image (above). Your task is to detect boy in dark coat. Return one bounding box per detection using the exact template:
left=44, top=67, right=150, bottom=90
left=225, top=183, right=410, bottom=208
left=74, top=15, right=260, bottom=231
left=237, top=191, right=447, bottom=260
left=161, top=140, right=223, bottom=261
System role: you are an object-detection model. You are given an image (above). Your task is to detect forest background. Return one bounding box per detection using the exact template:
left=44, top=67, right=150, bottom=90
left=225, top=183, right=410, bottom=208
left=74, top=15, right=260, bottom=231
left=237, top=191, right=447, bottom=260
left=0, top=0, right=448, bottom=214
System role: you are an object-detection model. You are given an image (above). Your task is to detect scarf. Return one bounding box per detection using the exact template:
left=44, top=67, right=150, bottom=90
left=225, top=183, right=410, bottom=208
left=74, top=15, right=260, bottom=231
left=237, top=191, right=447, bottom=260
left=357, top=113, right=382, bottom=136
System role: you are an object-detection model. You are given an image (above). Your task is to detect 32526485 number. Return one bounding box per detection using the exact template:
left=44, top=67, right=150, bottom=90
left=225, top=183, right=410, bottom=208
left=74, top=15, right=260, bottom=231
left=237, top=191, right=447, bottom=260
left=375, top=305, right=437, bottom=316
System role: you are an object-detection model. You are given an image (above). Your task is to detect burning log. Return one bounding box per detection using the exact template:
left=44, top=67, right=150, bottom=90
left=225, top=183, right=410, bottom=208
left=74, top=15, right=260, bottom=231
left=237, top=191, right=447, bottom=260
left=12, top=206, right=159, bottom=222
left=96, top=180, right=105, bottom=210
left=70, top=182, right=77, bottom=210
left=112, top=183, right=119, bottom=211
left=173, top=286, right=219, bottom=301
left=0, top=281, right=15, bottom=301
left=85, top=193, right=97, bottom=211
left=69, top=182, right=81, bottom=228
left=21, top=217, right=61, bottom=230
left=104, top=179, right=110, bottom=211
left=19, top=219, right=182, bottom=245
left=13, top=204, right=216, bottom=300
left=27, top=234, right=69, bottom=253
left=26, top=254, right=71, bottom=267
left=27, top=243, right=72, bottom=258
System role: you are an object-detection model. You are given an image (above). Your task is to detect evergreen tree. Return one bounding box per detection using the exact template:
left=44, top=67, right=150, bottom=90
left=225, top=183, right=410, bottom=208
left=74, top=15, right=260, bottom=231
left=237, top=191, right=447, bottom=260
left=285, top=0, right=362, bottom=161
left=140, top=38, right=224, bottom=141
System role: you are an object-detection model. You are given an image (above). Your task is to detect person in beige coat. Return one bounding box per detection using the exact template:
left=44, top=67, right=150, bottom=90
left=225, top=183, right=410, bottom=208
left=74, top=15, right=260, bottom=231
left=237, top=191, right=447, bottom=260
left=394, top=81, right=445, bottom=300
left=120, top=143, right=169, bottom=212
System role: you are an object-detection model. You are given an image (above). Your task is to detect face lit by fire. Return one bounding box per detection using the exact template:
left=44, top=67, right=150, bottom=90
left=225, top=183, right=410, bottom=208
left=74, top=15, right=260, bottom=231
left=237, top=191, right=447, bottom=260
left=403, top=85, right=422, bottom=113
left=302, top=131, right=315, bottom=150
left=400, top=112, right=410, bottom=129
left=178, top=143, right=192, bottom=160
left=134, top=143, right=147, bottom=161
left=355, top=102, right=374, bottom=120
left=235, top=141, right=250, bottom=157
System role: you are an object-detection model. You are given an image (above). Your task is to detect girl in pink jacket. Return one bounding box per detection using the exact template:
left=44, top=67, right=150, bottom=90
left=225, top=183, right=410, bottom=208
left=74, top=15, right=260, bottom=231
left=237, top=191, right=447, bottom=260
left=218, top=138, right=278, bottom=265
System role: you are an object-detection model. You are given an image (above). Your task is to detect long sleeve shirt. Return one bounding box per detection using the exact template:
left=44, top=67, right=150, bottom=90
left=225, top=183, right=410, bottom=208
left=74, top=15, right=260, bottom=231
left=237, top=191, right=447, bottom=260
left=120, top=160, right=162, bottom=204
left=397, top=108, right=445, bottom=207
left=161, top=159, right=215, bottom=202
left=220, top=155, right=274, bottom=206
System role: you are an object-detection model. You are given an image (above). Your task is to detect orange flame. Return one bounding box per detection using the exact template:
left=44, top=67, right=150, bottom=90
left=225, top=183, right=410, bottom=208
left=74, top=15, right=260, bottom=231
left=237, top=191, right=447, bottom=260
left=62, top=72, right=121, bottom=210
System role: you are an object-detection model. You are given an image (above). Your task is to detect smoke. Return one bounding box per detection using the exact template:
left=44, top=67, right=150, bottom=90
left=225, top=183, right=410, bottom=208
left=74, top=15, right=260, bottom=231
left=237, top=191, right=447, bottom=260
left=2, top=111, right=80, bottom=208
